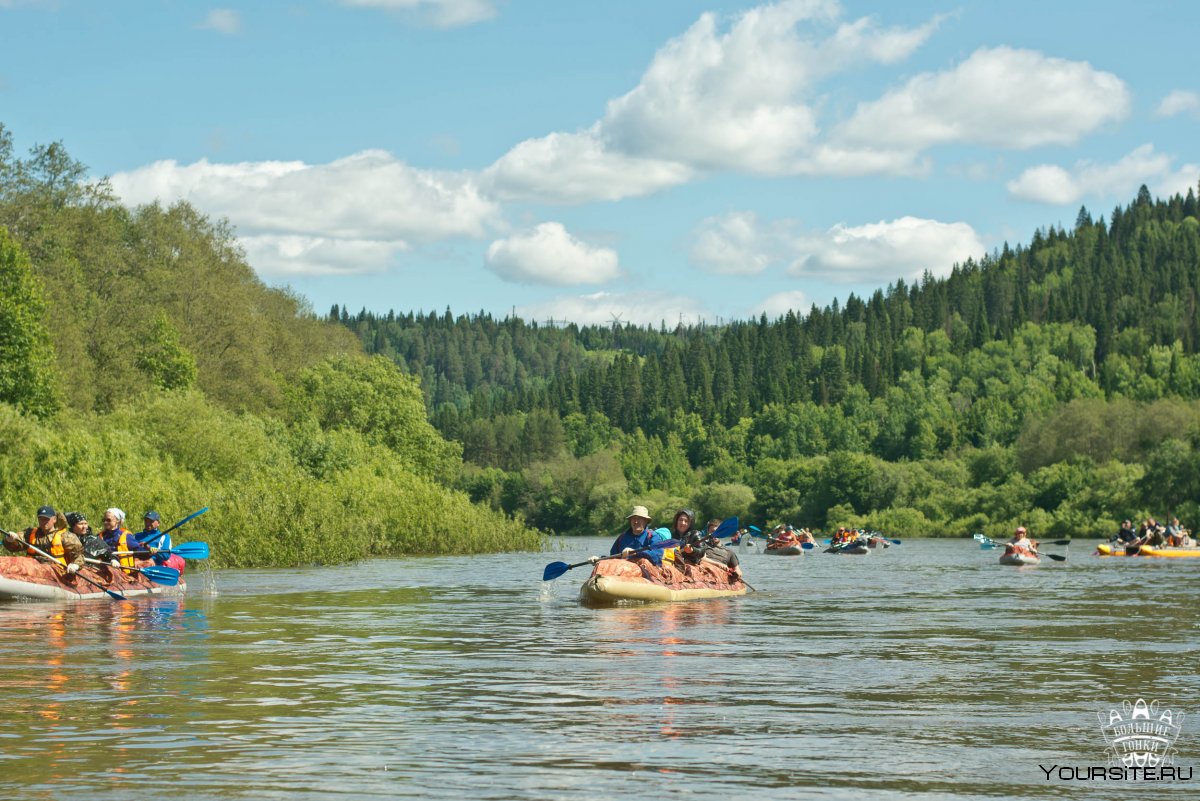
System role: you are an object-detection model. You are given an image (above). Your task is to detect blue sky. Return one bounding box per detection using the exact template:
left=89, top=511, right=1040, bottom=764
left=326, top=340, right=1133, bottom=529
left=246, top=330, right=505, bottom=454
left=2, top=1, right=1198, bottom=325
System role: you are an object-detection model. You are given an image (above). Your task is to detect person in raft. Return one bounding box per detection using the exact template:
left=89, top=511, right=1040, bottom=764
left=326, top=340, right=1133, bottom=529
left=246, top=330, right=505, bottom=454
left=65, top=511, right=109, bottom=562
left=606, top=505, right=666, bottom=566
left=774, top=525, right=802, bottom=546
left=2, top=505, right=86, bottom=575
left=1008, top=526, right=1039, bottom=556
left=701, top=523, right=743, bottom=581
left=676, top=513, right=712, bottom=567
left=99, top=508, right=141, bottom=571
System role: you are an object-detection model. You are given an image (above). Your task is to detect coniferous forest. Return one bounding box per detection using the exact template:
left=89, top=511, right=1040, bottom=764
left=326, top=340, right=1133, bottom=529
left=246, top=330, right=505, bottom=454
left=337, top=184, right=1200, bottom=541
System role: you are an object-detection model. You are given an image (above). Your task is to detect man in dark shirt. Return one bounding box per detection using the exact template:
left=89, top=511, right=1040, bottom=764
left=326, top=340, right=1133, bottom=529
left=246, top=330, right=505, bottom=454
left=700, top=525, right=742, bottom=580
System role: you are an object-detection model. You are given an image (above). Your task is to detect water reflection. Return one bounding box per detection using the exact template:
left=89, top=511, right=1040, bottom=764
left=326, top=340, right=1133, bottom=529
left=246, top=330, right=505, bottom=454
left=1, top=541, right=1198, bottom=801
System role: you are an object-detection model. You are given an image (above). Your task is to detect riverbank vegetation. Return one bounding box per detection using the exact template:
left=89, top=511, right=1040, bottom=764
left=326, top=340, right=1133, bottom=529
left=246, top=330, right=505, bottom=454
left=338, top=185, right=1200, bottom=541
left=0, top=125, right=539, bottom=566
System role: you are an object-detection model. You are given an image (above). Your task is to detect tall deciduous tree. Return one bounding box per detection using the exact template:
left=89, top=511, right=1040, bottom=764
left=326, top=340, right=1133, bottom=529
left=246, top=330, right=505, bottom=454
left=0, top=227, right=58, bottom=416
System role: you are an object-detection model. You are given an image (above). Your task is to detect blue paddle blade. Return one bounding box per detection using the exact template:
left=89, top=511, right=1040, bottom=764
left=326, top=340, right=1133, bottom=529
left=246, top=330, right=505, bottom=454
left=801, top=542, right=814, bottom=550
left=748, top=525, right=761, bottom=532
left=712, top=517, right=739, bottom=539
left=168, top=542, right=209, bottom=559
left=139, top=565, right=181, bottom=586
left=542, top=561, right=570, bottom=581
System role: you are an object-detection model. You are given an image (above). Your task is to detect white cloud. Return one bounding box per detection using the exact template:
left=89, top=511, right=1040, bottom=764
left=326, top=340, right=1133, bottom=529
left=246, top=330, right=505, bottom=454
left=484, top=223, right=621, bottom=286
left=689, top=211, right=982, bottom=284
left=340, top=0, right=497, bottom=28
left=752, top=290, right=811, bottom=319
left=839, top=46, right=1129, bottom=155
left=601, top=0, right=939, bottom=174
left=788, top=216, right=985, bottom=283
left=240, top=235, right=409, bottom=278
left=198, top=9, right=242, bottom=35
left=517, top=291, right=711, bottom=328
left=482, top=130, right=693, bottom=204
left=485, top=1, right=942, bottom=200
left=1155, top=90, right=1200, bottom=118
left=109, top=150, right=500, bottom=276
left=1007, top=144, right=1200, bottom=205
left=689, top=211, right=788, bottom=275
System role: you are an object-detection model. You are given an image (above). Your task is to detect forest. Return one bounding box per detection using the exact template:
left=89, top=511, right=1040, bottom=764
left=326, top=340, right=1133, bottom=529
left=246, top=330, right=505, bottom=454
left=335, top=184, right=1200, bottom=541
left=0, top=124, right=540, bottom=567
left=3, top=121, right=1198, bottom=554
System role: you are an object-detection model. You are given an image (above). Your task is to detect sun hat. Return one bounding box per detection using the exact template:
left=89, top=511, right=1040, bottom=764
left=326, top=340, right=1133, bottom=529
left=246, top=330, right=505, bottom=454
left=627, top=505, right=651, bottom=521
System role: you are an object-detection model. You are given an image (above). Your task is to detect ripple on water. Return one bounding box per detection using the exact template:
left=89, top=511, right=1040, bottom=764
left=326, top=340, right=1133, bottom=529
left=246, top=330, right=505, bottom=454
left=1, top=540, right=1198, bottom=800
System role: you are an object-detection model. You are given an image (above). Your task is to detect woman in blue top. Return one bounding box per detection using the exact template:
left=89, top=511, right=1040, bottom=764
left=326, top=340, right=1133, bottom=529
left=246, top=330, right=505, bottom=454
left=609, top=505, right=665, bottom=566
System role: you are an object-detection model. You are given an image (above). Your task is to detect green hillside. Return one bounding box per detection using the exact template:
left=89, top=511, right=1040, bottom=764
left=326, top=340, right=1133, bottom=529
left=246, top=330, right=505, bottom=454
left=340, top=185, right=1200, bottom=540
left=0, top=125, right=540, bottom=566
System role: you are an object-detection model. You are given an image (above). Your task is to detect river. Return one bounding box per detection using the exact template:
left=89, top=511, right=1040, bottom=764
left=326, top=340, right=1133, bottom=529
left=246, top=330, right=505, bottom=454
left=1, top=538, right=1197, bottom=800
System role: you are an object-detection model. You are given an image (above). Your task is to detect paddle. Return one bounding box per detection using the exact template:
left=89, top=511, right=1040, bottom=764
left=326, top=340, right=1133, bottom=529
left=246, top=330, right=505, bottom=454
left=84, top=557, right=180, bottom=586
left=4, top=533, right=127, bottom=601
left=156, top=506, right=209, bottom=541
left=703, top=516, right=740, bottom=543
left=542, top=538, right=681, bottom=582
left=114, top=541, right=209, bottom=559
left=134, top=506, right=210, bottom=554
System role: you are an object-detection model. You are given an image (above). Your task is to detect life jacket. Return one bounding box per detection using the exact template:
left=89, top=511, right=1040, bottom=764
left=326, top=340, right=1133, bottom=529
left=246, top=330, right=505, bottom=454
left=27, top=528, right=67, bottom=565
left=107, top=528, right=139, bottom=569
left=1007, top=541, right=1036, bottom=558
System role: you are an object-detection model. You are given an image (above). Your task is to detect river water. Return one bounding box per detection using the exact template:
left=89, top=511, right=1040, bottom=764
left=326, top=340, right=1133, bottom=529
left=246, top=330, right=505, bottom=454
left=1, top=538, right=1197, bottom=800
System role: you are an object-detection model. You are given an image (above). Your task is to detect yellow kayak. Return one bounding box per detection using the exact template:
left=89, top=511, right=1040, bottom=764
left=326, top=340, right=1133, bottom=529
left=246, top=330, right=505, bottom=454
left=1095, top=543, right=1200, bottom=558
left=1138, top=545, right=1200, bottom=558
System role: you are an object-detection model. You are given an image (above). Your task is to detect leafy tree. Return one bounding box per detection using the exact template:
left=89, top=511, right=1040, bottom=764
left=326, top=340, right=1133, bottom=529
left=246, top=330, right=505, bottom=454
left=288, top=355, right=461, bottom=481
left=0, top=227, right=58, bottom=416
left=136, top=311, right=198, bottom=390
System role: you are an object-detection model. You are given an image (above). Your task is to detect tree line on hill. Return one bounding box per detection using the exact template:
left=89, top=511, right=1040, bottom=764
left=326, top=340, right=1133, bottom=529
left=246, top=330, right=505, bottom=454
left=335, top=184, right=1200, bottom=541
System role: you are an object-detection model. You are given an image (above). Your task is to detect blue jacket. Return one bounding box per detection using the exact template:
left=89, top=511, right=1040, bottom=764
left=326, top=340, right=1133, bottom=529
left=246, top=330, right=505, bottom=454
left=136, top=529, right=173, bottom=564
left=610, top=527, right=665, bottom=566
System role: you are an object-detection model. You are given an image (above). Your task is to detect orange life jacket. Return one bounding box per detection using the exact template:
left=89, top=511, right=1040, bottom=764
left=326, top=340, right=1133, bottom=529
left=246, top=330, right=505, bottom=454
left=27, top=529, right=66, bottom=565
left=112, top=529, right=138, bottom=569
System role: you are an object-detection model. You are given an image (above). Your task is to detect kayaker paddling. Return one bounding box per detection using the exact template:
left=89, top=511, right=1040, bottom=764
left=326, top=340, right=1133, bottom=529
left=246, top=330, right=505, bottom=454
left=606, top=505, right=665, bottom=566
left=2, top=505, right=85, bottom=576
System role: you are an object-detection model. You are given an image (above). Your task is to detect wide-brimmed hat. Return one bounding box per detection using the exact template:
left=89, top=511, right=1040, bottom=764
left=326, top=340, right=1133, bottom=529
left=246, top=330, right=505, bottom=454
left=627, top=505, right=651, bottom=521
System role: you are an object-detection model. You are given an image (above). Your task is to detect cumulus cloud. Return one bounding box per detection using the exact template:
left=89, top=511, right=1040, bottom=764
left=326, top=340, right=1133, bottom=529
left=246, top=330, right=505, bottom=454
left=1007, top=144, right=1200, bottom=205
left=484, top=223, right=621, bottom=286
left=839, top=46, right=1129, bottom=158
left=109, top=150, right=500, bottom=276
left=198, top=9, right=242, bottom=35
left=482, top=130, right=693, bottom=204
left=752, top=290, right=811, bottom=319
left=486, top=0, right=942, bottom=200
left=601, top=0, right=939, bottom=174
left=339, top=0, right=497, bottom=28
left=240, top=235, right=409, bottom=278
left=1155, top=90, right=1200, bottom=118
left=517, top=291, right=711, bottom=328
left=689, top=211, right=790, bottom=275
left=689, top=211, right=982, bottom=284
left=788, top=216, right=985, bottom=283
